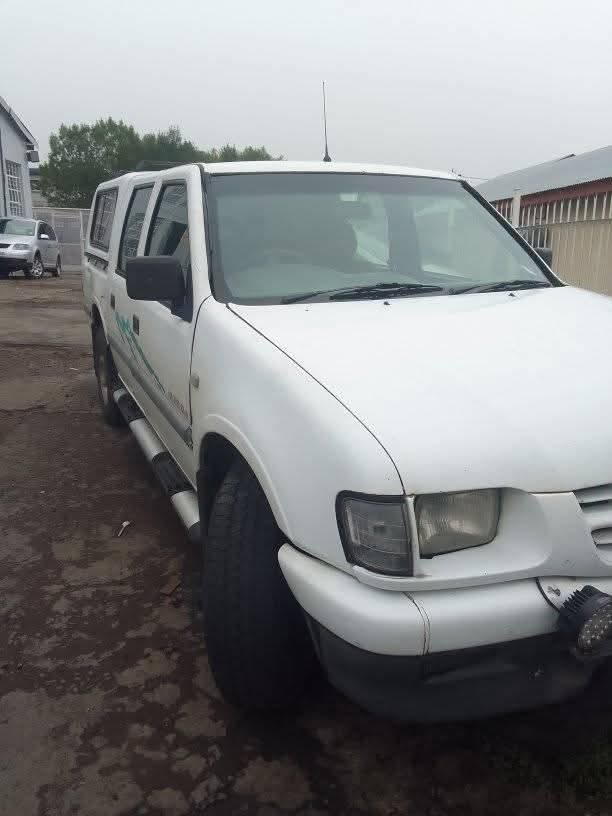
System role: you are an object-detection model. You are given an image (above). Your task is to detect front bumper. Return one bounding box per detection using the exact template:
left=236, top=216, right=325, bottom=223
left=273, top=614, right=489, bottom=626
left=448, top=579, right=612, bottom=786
left=0, top=254, right=32, bottom=273
left=279, top=544, right=608, bottom=720
left=308, top=618, right=595, bottom=721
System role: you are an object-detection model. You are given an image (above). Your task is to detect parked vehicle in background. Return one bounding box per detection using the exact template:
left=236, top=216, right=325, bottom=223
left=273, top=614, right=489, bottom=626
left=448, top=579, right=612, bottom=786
left=83, top=161, right=612, bottom=722
left=0, top=217, right=62, bottom=279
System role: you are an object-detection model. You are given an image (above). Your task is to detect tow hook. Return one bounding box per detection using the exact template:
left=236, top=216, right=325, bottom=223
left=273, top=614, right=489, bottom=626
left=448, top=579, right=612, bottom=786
left=559, top=585, right=612, bottom=660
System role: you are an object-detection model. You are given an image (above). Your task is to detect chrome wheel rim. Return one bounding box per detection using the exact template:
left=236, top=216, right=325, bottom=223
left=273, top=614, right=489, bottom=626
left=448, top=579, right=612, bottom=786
left=31, top=257, right=43, bottom=278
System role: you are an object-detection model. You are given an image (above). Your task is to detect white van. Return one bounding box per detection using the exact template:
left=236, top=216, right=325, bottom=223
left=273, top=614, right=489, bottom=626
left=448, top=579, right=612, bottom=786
left=83, top=161, right=612, bottom=721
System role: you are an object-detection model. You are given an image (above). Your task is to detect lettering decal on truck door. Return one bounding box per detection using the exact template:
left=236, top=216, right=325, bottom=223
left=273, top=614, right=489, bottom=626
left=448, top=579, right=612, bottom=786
left=114, top=312, right=191, bottom=423
left=115, top=312, right=166, bottom=394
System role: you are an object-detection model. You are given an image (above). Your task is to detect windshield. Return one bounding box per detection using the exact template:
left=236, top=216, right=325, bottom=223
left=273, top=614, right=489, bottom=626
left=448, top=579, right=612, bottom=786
left=207, top=174, right=553, bottom=304
left=0, top=218, right=35, bottom=236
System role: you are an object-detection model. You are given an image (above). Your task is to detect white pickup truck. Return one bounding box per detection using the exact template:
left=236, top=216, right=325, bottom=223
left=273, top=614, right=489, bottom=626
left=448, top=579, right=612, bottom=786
left=83, top=161, right=612, bottom=721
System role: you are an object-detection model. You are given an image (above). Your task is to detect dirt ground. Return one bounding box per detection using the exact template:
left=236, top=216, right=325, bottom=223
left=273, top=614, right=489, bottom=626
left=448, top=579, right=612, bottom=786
left=2, top=273, right=612, bottom=816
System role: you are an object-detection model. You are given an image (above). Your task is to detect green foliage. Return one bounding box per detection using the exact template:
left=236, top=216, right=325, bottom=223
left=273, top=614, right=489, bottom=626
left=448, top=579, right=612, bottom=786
left=202, top=144, right=276, bottom=162
left=39, top=119, right=140, bottom=207
left=139, top=126, right=202, bottom=166
left=39, top=119, right=278, bottom=208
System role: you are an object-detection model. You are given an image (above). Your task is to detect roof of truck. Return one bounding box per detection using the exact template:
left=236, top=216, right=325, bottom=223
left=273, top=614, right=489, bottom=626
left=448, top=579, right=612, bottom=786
left=200, top=160, right=457, bottom=179
left=101, top=161, right=458, bottom=189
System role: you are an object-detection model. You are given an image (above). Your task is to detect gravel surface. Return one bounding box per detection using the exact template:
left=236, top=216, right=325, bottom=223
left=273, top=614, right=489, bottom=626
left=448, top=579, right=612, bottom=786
left=2, top=273, right=612, bottom=815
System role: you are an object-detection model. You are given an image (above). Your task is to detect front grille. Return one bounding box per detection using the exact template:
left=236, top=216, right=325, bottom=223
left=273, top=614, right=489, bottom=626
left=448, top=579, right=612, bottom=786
left=0, top=243, right=10, bottom=249
left=575, top=484, right=612, bottom=549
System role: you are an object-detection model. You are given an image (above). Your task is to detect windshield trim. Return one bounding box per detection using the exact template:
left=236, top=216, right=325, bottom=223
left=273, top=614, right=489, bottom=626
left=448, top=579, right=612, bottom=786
left=204, top=172, right=563, bottom=306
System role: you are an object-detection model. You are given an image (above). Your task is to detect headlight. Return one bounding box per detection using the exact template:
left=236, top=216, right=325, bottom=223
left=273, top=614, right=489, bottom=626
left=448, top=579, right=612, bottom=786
left=11, top=243, right=30, bottom=250
left=337, top=494, right=412, bottom=575
left=416, top=489, right=500, bottom=557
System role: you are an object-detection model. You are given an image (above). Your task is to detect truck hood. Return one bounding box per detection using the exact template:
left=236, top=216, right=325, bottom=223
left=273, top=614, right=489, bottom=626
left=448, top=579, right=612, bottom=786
left=231, top=287, right=612, bottom=494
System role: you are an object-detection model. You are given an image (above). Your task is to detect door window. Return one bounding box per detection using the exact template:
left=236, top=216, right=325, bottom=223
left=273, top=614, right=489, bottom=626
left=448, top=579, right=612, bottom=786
left=46, top=224, right=57, bottom=241
left=117, top=185, right=153, bottom=276
left=145, top=183, right=190, bottom=281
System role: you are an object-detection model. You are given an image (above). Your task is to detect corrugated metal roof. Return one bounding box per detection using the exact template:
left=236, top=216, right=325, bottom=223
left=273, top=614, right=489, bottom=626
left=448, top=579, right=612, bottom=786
left=477, top=145, right=612, bottom=201
left=0, top=95, right=37, bottom=147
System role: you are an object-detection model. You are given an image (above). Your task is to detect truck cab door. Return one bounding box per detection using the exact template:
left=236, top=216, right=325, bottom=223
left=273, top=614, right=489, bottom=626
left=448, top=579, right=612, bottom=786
left=107, top=183, right=155, bottom=398
left=117, top=168, right=202, bottom=483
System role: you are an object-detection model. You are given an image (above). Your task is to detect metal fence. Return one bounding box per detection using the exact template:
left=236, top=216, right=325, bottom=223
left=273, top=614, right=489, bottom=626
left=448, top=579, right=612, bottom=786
left=517, top=219, right=612, bottom=295
left=494, top=191, right=612, bottom=296
left=33, top=207, right=90, bottom=272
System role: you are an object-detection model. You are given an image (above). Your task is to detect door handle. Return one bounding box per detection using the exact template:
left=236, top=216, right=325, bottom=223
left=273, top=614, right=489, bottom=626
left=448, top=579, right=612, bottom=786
left=132, top=315, right=139, bottom=335
left=110, top=293, right=115, bottom=310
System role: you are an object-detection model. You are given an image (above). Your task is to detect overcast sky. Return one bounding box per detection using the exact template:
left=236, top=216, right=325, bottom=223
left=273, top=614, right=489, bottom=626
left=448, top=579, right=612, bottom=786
left=3, top=0, right=611, bottom=181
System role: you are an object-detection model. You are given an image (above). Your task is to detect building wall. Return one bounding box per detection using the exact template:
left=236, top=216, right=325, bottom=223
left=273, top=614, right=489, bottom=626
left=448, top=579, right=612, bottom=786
left=0, top=112, right=33, bottom=218
left=491, top=180, right=612, bottom=296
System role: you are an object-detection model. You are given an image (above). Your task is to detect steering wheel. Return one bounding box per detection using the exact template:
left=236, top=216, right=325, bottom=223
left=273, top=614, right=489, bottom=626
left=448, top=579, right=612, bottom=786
left=253, top=248, right=309, bottom=265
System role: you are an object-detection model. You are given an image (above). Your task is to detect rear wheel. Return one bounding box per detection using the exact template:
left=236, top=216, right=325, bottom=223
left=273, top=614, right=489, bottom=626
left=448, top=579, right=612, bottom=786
left=52, top=256, right=61, bottom=277
left=203, top=459, right=317, bottom=710
left=93, top=324, right=122, bottom=426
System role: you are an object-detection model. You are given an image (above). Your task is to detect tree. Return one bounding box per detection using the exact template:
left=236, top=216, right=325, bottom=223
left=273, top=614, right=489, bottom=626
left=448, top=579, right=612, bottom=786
left=202, top=144, right=275, bottom=162
left=40, top=119, right=141, bottom=207
left=139, top=126, right=202, bottom=165
left=40, top=120, right=278, bottom=207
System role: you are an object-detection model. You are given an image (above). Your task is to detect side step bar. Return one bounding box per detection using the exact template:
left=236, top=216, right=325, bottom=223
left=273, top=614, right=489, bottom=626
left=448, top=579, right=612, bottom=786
left=114, top=388, right=200, bottom=544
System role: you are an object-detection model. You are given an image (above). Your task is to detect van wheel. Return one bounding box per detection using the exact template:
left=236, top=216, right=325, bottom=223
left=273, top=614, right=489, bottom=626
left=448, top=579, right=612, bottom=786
left=93, top=324, right=122, bottom=426
left=52, top=256, right=61, bottom=277
left=203, top=459, right=317, bottom=710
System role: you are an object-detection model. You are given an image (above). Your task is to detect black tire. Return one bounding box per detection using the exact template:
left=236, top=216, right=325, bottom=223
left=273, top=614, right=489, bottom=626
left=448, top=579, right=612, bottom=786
left=203, top=459, right=317, bottom=710
left=93, top=324, right=122, bottom=426
left=52, top=256, right=61, bottom=277
left=26, top=254, right=44, bottom=279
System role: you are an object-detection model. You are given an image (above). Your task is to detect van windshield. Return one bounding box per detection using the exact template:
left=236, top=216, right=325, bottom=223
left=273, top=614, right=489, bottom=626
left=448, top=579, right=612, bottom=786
left=207, top=174, right=552, bottom=304
left=0, top=218, right=35, bottom=236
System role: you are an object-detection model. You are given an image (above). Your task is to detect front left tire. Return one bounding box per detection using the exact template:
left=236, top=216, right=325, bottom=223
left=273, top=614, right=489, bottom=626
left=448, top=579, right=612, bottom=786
left=93, top=324, right=123, bottom=427
left=203, top=458, right=317, bottom=710
left=25, top=254, right=44, bottom=279
left=52, top=256, right=61, bottom=277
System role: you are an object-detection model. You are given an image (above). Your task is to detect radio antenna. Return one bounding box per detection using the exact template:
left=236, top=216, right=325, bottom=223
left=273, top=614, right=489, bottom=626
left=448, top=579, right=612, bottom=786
left=322, top=81, right=331, bottom=162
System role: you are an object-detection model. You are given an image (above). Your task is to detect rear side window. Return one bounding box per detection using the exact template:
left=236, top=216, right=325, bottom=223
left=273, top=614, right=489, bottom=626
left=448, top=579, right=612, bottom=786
left=117, top=185, right=153, bottom=276
left=90, top=188, right=118, bottom=251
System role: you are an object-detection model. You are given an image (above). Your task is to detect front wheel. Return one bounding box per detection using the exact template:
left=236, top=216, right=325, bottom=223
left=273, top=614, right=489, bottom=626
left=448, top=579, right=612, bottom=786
left=25, top=254, right=44, bottom=279
left=93, top=324, right=122, bottom=426
left=52, top=256, right=61, bottom=277
left=203, top=459, right=317, bottom=710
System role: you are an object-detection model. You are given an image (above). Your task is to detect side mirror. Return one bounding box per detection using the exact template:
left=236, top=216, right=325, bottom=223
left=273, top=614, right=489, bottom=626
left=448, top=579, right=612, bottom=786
left=40, top=233, right=50, bottom=240
left=536, top=246, right=552, bottom=266
left=126, top=256, right=185, bottom=304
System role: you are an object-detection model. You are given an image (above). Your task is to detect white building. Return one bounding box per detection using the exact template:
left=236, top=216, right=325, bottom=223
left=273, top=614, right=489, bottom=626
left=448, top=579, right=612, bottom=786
left=0, top=96, right=38, bottom=218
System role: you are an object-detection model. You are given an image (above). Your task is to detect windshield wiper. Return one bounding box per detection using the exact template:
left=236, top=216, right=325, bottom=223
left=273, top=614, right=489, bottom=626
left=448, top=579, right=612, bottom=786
left=282, top=282, right=443, bottom=304
left=450, top=279, right=552, bottom=295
